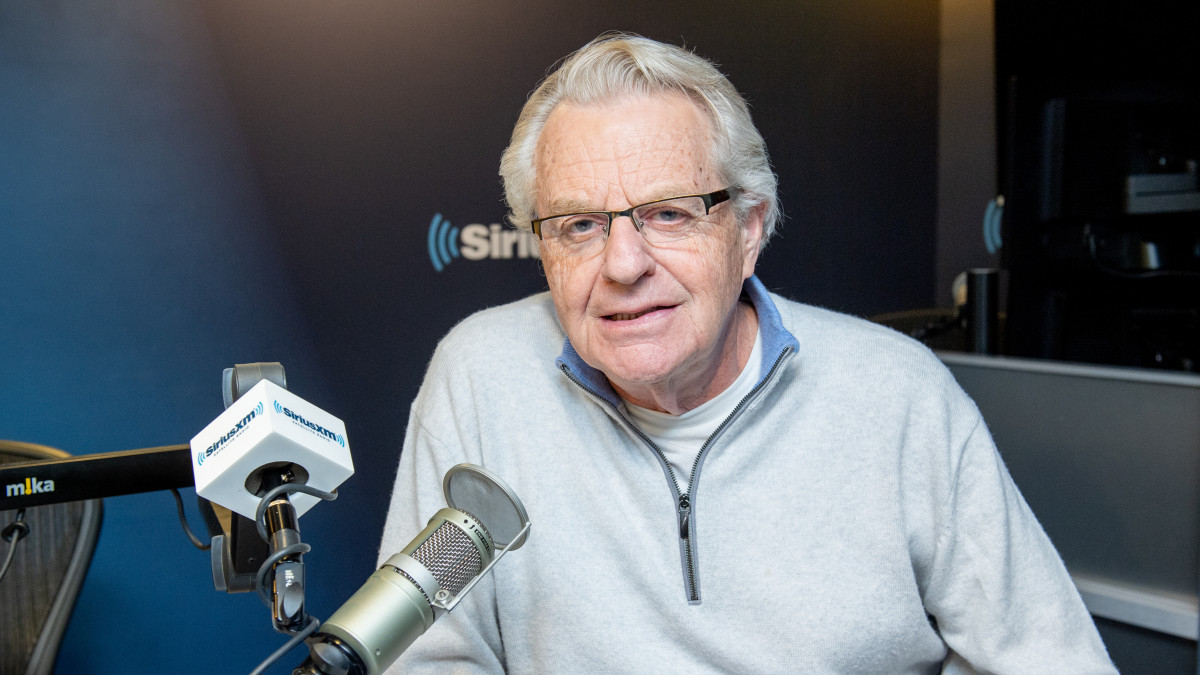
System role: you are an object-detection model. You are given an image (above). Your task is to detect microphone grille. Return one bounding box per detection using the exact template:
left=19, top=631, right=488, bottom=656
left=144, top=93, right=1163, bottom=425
left=410, top=517, right=485, bottom=596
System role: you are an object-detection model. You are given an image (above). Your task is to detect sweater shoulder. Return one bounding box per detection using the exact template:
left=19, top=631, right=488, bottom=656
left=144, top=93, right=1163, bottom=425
left=428, top=291, right=562, bottom=373
left=770, top=293, right=958, bottom=392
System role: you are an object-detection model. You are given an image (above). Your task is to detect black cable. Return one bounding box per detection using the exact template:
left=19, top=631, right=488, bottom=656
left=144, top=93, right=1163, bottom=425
left=0, top=509, right=30, bottom=584
left=170, top=488, right=212, bottom=551
left=251, top=483, right=338, bottom=617
left=245, top=484, right=337, bottom=674
left=255, top=541, right=313, bottom=610
left=247, top=614, right=321, bottom=675
left=253, top=483, right=338, bottom=544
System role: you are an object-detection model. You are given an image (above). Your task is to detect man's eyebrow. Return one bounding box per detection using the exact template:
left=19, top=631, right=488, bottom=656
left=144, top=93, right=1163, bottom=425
left=544, top=185, right=698, bottom=216
left=641, top=185, right=696, bottom=203
left=545, top=198, right=599, bottom=216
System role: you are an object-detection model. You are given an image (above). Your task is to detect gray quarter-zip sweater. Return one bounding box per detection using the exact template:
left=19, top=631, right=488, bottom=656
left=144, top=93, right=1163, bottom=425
left=380, top=276, right=1115, bottom=674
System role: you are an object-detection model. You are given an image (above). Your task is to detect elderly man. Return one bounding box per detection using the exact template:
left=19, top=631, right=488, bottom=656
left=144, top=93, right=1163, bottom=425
left=380, top=34, right=1115, bottom=673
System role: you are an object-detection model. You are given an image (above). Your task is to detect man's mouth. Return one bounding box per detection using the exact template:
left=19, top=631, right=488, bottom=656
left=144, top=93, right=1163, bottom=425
left=605, top=306, right=669, bottom=321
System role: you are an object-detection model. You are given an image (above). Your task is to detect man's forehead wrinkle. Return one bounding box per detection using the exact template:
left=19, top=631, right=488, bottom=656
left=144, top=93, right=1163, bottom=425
left=612, top=129, right=709, bottom=202
left=544, top=147, right=619, bottom=215
left=536, top=98, right=715, bottom=215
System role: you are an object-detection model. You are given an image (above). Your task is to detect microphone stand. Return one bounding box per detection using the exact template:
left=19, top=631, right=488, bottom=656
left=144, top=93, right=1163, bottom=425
left=0, top=439, right=332, bottom=675
left=257, top=466, right=309, bottom=634
left=0, top=444, right=280, bottom=593
left=0, top=444, right=194, bottom=508
left=3, top=363, right=355, bottom=674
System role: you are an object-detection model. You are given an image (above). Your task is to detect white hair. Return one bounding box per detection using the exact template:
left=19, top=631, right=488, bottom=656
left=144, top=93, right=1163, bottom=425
left=499, top=33, right=781, bottom=250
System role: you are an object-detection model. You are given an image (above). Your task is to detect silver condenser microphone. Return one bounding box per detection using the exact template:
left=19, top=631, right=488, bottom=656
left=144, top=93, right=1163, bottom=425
left=294, top=463, right=530, bottom=675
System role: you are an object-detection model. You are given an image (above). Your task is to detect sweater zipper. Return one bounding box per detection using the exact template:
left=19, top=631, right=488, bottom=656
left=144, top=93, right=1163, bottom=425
left=559, top=345, right=793, bottom=603
left=676, top=346, right=793, bottom=601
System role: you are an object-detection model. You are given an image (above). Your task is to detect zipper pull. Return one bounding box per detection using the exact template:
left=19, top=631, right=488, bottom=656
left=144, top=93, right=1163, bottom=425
left=677, top=494, right=691, bottom=539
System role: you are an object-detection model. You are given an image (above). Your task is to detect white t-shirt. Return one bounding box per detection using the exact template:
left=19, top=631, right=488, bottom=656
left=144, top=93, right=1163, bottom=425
left=623, top=326, right=763, bottom=489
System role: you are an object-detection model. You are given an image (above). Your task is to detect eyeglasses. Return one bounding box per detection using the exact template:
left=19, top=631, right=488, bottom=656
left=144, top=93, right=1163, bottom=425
left=531, top=187, right=742, bottom=257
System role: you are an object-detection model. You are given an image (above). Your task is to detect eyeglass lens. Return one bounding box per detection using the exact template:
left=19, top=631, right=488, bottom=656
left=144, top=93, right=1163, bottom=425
left=541, top=195, right=711, bottom=254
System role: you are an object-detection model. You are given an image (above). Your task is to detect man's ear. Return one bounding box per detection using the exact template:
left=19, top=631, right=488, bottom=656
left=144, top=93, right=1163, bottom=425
left=740, top=202, right=766, bottom=279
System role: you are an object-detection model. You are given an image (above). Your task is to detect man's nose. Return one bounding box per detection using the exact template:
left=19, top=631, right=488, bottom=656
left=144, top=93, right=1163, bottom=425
left=600, top=215, right=656, bottom=284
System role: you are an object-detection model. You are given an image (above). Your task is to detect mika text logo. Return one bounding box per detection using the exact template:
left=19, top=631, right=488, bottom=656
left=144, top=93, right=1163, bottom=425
left=427, top=213, right=540, bottom=272
left=275, top=400, right=346, bottom=447
left=6, top=476, right=55, bottom=497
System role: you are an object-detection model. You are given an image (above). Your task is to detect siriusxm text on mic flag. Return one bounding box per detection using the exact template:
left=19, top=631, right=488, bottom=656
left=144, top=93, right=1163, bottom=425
left=190, top=379, right=353, bottom=519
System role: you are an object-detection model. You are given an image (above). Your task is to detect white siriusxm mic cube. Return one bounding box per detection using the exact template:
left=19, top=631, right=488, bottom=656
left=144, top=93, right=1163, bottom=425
left=190, top=379, right=353, bottom=519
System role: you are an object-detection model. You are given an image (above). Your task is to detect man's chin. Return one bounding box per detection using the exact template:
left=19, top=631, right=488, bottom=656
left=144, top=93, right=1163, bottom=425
left=593, top=352, right=680, bottom=392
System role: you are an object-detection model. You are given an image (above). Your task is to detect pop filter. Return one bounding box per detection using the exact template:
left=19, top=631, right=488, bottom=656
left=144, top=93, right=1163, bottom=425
left=443, top=463, right=529, bottom=551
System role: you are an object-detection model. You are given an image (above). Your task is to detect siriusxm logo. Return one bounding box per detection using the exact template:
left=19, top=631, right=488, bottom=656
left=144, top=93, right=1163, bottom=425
left=275, top=400, right=346, bottom=447
left=427, top=213, right=541, bottom=272
left=197, top=401, right=264, bottom=466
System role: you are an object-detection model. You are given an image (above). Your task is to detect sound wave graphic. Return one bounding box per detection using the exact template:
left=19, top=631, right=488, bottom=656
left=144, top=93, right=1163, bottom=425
left=427, top=213, right=460, bottom=272
left=983, top=196, right=1004, bottom=255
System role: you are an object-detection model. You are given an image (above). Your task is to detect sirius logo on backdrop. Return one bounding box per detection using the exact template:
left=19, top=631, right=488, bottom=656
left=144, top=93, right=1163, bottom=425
left=427, top=213, right=541, bottom=272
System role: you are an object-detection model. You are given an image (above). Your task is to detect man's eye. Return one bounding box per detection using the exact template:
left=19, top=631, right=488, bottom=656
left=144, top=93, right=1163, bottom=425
left=561, top=215, right=605, bottom=236
left=654, top=208, right=687, bottom=222
left=642, top=206, right=696, bottom=229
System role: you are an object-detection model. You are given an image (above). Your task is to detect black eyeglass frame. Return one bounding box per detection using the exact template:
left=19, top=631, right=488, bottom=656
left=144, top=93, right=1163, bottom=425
left=530, top=186, right=742, bottom=240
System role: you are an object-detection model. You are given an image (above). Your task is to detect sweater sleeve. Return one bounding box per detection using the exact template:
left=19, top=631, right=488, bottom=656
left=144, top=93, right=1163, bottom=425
left=922, top=416, right=1117, bottom=673
left=377, top=358, right=506, bottom=674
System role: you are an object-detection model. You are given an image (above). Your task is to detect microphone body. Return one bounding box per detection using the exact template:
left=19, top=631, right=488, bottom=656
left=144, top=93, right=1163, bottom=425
left=296, top=506, right=495, bottom=675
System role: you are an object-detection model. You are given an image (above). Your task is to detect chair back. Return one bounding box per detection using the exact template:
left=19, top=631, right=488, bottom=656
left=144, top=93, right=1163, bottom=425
left=0, top=440, right=103, bottom=675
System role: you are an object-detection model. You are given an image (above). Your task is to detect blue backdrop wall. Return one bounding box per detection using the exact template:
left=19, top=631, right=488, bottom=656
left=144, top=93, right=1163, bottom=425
left=1, top=1, right=938, bottom=672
